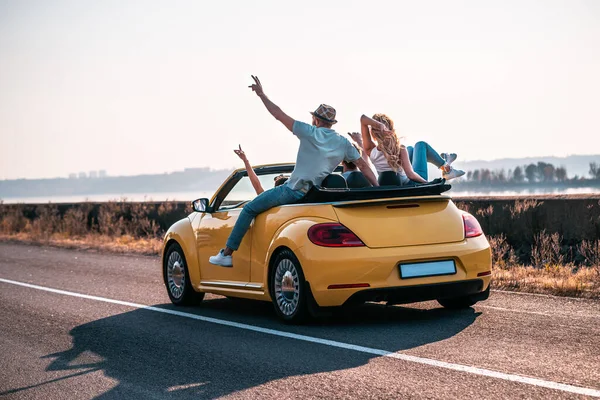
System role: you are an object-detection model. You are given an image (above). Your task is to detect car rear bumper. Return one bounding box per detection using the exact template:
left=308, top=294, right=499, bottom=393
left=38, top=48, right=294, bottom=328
left=294, top=235, right=492, bottom=307
left=343, top=279, right=488, bottom=306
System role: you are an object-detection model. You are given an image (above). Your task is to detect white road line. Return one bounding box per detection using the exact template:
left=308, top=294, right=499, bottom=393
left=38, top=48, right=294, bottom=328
left=1, top=277, right=599, bottom=398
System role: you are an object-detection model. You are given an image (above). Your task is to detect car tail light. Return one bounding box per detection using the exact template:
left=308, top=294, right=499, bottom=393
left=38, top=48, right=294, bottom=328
left=308, top=223, right=365, bottom=247
left=463, top=213, right=483, bottom=238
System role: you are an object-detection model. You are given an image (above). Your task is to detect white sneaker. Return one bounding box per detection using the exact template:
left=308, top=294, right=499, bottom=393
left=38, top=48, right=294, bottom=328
left=209, top=249, right=233, bottom=267
left=441, top=152, right=457, bottom=165
left=443, top=167, right=465, bottom=180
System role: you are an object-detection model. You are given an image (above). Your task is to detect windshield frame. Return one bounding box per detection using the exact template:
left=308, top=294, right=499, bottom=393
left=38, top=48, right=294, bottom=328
left=210, top=164, right=298, bottom=212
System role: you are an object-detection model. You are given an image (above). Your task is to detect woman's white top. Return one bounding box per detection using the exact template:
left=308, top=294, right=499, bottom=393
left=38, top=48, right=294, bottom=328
left=369, top=147, right=410, bottom=184
left=369, top=147, right=394, bottom=173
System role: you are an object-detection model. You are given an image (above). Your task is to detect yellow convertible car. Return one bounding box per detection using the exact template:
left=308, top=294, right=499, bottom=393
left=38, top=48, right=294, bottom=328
left=162, top=163, right=492, bottom=323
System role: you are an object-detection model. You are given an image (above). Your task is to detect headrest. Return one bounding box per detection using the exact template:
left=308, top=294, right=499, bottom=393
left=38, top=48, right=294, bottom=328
left=321, top=174, right=348, bottom=189
left=345, top=171, right=372, bottom=188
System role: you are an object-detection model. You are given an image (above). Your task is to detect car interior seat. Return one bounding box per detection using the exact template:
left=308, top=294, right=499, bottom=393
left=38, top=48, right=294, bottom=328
left=377, top=171, right=401, bottom=186
left=321, top=174, right=348, bottom=189
left=345, top=171, right=372, bottom=188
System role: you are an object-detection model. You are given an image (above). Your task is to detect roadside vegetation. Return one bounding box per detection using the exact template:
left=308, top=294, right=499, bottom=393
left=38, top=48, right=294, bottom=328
left=487, top=234, right=599, bottom=298
left=1, top=197, right=599, bottom=299
left=0, top=200, right=189, bottom=255
left=455, top=196, right=600, bottom=298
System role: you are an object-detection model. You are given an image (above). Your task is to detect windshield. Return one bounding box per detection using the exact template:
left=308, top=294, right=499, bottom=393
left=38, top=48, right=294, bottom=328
left=219, top=173, right=291, bottom=210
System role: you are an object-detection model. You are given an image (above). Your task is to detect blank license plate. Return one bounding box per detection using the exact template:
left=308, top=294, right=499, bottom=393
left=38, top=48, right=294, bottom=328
left=399, top=260, right=456, bottom=279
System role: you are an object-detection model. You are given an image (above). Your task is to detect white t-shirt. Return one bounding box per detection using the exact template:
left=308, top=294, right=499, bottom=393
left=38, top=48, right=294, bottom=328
left=286, top=121, right=361, bottom=192
left=369, top=147, right=410, bottom=184
left=369, top=147, right=394, bottom=173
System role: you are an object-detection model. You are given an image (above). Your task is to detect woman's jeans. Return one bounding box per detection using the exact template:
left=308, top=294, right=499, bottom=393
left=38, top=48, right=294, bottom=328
left=406, top=141, right=445, bottom=180
left=226, top=184, right=306, bottom=251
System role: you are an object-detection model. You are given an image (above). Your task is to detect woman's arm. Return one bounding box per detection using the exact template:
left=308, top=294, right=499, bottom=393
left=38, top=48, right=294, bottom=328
left=359, top=114, right=380, bottom=155
left=234, top=145, right=264, bottom=195
left=399, top=146, right=427, bottom=183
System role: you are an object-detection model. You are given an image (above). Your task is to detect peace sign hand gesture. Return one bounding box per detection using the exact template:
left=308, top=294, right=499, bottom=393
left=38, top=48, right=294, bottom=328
left=248, top=75, right=264, bottom=97
left=233, top=145, right=248, bottom=162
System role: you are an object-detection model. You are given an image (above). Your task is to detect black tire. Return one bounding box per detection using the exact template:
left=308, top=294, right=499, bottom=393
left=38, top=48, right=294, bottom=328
left=438, top=285, right=491, bottom=309
left=437, top=296, right=477, bottom=309
left=163, top=242, right=205, bottom=306
left=269, top=249, right=309, bottom=324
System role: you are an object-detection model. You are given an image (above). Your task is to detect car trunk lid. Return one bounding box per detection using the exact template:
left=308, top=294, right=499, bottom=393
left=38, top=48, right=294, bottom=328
left=332, top=196, right=464, bottom=248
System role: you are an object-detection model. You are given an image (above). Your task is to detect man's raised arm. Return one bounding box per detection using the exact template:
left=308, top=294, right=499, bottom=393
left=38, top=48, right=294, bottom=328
left=249, top=75, right=295, bottom=132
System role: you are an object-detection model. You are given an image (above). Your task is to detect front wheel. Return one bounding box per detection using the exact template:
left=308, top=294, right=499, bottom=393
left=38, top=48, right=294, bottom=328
left=270, top=249, right=309, bottom=324
left=164, top=242, right=205, bottom=306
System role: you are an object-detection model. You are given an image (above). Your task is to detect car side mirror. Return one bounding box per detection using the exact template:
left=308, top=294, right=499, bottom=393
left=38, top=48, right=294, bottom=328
left=192, top=198, right=210, bottom=213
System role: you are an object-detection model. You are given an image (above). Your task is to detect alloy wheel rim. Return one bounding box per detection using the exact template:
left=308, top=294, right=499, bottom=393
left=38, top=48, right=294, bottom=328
left=274, top=258, right=300, bottom=316
left=167, top=250, right=185, bottom=299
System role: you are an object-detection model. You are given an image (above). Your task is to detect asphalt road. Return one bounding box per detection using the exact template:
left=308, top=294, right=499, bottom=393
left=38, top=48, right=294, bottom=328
left=0, top=242, right=599, bottom=399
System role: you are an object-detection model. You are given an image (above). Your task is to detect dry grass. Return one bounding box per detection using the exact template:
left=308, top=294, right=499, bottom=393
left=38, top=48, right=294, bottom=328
left=490, top=234, right=600, bottom=298
left=492, top=264, right=600, bottom=299
left=531, top=231, right=564, bottom=267
left=0, top=201, right=176, bottom=257
left=0, top=233, right=162, bottom=256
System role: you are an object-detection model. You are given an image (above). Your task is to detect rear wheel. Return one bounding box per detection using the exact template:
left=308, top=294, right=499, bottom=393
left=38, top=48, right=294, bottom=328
left=437, top=286, right=490, bottom=309
left=270, top=249, right=309, bottom=324
left=164, top=242, right=204, bottom=306
left=437, top=296, right=477, bottom=309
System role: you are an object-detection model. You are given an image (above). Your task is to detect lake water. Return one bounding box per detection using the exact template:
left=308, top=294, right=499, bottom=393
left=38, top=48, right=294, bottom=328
left=0, top=191, right=216, bottom=204
left=1, top=187, right=599, bottom=204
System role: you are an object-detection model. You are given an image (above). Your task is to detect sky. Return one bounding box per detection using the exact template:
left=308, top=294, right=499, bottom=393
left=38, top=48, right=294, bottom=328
left=1, top=0, right=599, bottom=180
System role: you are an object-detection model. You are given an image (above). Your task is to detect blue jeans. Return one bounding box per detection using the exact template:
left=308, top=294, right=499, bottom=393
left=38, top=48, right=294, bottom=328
left=406, top=141, right=445, bottom=181
left=226, top=184, right=306, bottom=251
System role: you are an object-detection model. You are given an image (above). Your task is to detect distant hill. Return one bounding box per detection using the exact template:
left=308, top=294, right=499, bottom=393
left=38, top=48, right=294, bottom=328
left=455, top=154, right=600, bottom=178
left=0, top=168, right=232, bottom=200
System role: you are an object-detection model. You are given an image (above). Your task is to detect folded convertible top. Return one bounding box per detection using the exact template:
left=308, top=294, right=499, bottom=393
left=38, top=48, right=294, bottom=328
left=300, top=179, right=452, bottom=203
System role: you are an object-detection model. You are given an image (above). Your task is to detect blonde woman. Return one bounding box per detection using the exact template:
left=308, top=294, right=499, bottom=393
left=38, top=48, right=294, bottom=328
left=351, top=114, right=464, bottom=185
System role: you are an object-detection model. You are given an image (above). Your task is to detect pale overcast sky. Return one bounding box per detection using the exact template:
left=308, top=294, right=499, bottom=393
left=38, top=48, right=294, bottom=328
left=1, top=0, right=599, bottom=180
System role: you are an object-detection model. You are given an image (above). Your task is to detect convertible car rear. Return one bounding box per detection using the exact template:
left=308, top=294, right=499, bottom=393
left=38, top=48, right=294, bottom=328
left=162, top=163, right=492, bottom=323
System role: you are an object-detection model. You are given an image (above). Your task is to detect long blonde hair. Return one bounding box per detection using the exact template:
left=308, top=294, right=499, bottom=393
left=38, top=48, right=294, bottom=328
left=371, top=113, right=403, bottom=172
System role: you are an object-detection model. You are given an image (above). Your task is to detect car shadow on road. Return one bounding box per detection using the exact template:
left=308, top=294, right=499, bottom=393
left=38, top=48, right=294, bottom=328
left=38, top=298, right=480, bottom=399
left=197, top=296, right=484, bottom=351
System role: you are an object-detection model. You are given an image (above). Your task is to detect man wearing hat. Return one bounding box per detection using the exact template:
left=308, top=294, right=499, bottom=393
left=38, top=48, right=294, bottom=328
left=210, top=75, right=378, bottom=267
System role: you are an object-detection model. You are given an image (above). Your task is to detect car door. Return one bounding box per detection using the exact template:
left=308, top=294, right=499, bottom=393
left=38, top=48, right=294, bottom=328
left=195, top=176, right=255, bottom=285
